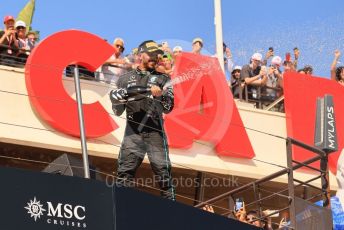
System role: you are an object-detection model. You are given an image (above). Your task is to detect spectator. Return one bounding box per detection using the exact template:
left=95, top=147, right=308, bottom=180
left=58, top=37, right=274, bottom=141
left=263, top=56, right=283, bottom=101
left=223, top=42, right=234, bottom=73
left=303, top=65, right=313, bottom=75
left=161, top=53, right=173, bottom=76
left=15, top=20, right=30, bottom=65
left=283, top=60, right=294, bottom=73
left=26, top=31, right=37, bottom=50
left=212, top=42, right=234, bottom=76
left=172, top=45, right=183, bottom=58
left=230, top=65, right=242, bottom=98
left=96, top=37, right=128, bottom=84
left=240, top=52, right=267, bottom=100
left=245, top=210, right=262, bottom=227
left=330, top=50, right=344, bottom=86
left=293, top=47, right=300, bottom=70
left=192, top=37, right=203, bottom=54
left=0, top=15, right=19, bottom=66
left=156, top=52, right=173, bottom=76
left=161, top=41, right=173, bottom=55
left=245, top=210, right=273, bottom=230
left=202, top=204, right=272, bottom=229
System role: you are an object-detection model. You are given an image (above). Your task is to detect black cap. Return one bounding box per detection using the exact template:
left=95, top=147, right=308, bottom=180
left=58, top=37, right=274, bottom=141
left=138, top=40, right=163, bottom=55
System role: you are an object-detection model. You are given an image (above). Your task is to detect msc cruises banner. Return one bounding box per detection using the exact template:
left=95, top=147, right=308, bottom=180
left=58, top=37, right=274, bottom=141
left=0, top=167, right=114, bottom=230
left=0, top=166, right=260, bottom=230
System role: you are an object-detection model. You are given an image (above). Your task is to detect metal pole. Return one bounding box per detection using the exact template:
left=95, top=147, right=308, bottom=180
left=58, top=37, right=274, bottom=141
left=74, top=65, right=90, bottom=179
left=214, top=0, right=225, bottom=73
left=194, top=172, right=205, bottom=205
left=320, top=153, right=331, bottom=208
left=286, top=138, right=296, bottom=229
left=257, top=185, right=263, bottom=228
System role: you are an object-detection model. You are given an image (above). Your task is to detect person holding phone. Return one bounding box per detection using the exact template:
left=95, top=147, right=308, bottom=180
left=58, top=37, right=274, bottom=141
left=240, top=52, right=268, bottom=100
left=262, top=47, right=274, bottom=66
left=0, top=15, right=19, bottom=66
left=15, top=20, right=30, bottom=65
left=234, top=199, right=247, bottom=222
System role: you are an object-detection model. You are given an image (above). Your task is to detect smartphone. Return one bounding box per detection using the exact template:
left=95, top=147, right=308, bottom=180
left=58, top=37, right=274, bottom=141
left=269, top=47, right=274, bottom=52
left=235, top=198, right=244, bottom=212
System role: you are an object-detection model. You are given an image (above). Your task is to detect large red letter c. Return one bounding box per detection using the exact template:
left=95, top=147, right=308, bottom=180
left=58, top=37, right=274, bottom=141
left=25, top=30, right=117, bottom=138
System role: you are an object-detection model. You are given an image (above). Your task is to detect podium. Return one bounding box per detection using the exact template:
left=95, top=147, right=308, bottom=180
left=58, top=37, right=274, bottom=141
left=0, top=167, right=260, bottom=230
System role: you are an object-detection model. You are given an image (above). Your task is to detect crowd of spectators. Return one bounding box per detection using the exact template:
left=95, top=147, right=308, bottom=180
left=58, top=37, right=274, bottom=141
left=0, top=15, right=37, bottom=67
left=203, top=204, right=289, bottom=229
left=1, top=14, right=344, bottom=109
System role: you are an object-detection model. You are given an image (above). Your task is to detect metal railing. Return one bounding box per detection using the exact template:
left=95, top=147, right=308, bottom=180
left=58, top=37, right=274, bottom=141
left=235, top=84, right=285, bottom=112
left=195, top=137, right=333, bottom=230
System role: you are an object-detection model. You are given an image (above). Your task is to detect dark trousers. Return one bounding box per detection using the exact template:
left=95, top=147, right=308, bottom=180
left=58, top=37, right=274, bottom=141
left=116, top=125, right=175, bottom=201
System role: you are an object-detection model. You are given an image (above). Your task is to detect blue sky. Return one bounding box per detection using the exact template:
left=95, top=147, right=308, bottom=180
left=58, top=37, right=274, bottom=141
left=1, top=0, right=344, bottom=78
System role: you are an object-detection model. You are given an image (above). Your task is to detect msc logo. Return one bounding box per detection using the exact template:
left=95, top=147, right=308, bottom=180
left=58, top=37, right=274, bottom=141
left=24, top=197, right=46, bottom=221
left=24, top=197, right=87, bottom=228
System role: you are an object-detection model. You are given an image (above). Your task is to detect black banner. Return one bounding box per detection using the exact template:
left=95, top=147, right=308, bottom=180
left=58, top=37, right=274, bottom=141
left=0, top=167, right=114, bottom=230
left=0, top=167, right=260, bottom=230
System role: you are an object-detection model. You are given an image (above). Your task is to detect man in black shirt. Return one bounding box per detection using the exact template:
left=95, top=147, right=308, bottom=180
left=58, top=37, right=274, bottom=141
left=109, top=40, right=175, bottom=200
left=0, top=15, right=19, bottom=67
left=240, top=53, right=267, bottom=99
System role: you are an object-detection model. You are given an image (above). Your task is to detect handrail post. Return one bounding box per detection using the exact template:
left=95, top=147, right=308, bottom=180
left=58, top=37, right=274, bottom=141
left=194, top=172, right=205, bottom=206
left=320, top=152, right=331, bottom=209
left=74, top=65, right=90, bottom=179
left=286, top=138, right=296, bottom=229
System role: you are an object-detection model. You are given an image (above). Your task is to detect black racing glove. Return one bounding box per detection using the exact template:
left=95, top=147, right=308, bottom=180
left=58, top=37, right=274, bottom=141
left=109, top=88, right=127, bottom=116
left=109, top=88, right=128, bottom=103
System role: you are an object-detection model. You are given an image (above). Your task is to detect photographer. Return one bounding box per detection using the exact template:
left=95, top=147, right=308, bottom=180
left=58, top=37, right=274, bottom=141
left=0, top=15, right=19, bottom=67
left=240, top=53, right=268, bottom=100
left=109, top=40, right=175, bottom=200
left=263, top=56, right=283, bottom=102
left=15, top=20, right=30, bottom=65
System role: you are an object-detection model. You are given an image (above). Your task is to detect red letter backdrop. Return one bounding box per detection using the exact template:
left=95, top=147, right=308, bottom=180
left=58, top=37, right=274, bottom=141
left=25, top=30, right=118, bottom=137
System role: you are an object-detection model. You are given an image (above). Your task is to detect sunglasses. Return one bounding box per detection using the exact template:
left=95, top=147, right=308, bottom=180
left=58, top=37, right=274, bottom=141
left=16, top=26, right=25, bottom=30
left=115, top=44, right=124, bottom=51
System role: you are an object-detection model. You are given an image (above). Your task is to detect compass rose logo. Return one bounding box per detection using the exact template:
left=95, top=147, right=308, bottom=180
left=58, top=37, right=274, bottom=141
left=24, top=197, right=46, bottom=221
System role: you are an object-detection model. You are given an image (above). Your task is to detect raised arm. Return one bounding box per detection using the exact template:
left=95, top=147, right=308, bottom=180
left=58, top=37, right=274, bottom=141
left=331, top=50, right=341, bottom=81
left=225, top=47, right=234, bottom=73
